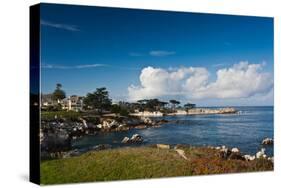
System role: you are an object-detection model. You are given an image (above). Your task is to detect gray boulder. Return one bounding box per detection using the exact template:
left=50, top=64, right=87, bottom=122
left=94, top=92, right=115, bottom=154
left=131, top=134, right=143, bottom=143
left=121, top=137, right=130, bottom=143
left=41, top=129, right=71, bottom=152
left=262, top=138, right=273, bottom=145
left=121, top=134, right=143, bottom=144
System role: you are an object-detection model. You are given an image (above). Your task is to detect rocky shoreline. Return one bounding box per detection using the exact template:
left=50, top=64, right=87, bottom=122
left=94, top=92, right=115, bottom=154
left=41, top=129, right=274, bottom=163
left=41, top=107, right=238, bottom=152
left=41, top=142, right=274, bottom=165
left=40, top=115, right=168, bottom=156
left=40, top=108, right=272, bottom=162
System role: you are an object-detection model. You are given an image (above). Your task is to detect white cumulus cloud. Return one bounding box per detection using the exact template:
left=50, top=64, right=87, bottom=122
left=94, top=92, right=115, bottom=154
left=128, top=61, right=273, bottom=101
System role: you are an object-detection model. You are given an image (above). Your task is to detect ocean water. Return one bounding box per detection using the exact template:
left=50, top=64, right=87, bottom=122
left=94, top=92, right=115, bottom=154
left=72, top=106, right=274, bottom=156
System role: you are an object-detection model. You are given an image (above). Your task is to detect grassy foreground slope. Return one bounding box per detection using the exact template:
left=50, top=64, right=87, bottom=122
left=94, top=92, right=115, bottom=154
left=41, top=146, right=273, bottom=185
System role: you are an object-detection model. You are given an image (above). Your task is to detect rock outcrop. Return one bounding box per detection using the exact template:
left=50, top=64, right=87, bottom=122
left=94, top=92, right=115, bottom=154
left=121, top=134, right=143, bottom=144
left=261, top=138, right=273, bottom=145
left=231, top=148, right=240, bottom=153
left=131, top=134, right=143, bottom=142
left=216, top=145, right=245, bottom=161
left=213, top=145, right=272, bottom=162
left=175, top=149, right=188, bottom=160
left=256, top=148, right=266, bottom=159
left=121, top=137, right=130, bottom=144
left=243, top=155, right=256, bottom=161
left=41, top=129, right=71, bottom=152
left=156, top=144, right=170, bottom=149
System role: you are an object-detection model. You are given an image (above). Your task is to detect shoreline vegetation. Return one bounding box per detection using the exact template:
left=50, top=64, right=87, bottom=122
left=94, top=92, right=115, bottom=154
left=40, top=84, right=274, bottom=184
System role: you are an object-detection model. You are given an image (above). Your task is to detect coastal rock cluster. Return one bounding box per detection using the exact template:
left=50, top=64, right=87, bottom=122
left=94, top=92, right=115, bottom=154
left=121, top=134, right=143, bottom=144
left=211, top=144, right=273, bottom=163
left=215, top=146, right=244, bottom=160
left=261, top=138, right=273, bottom=145
left=41, top=116, right=166, bottom=154
left=40, top=128, right=71, bottom=152
left=41, top=136, right=274, bottom=162
left=153, top=143, right=274, bottom=163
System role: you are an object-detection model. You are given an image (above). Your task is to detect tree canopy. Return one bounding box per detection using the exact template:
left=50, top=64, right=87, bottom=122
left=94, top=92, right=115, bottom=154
left=83, top=87, right=112, bottom=113
left=52, top=83, right=66, bottom=102
left=169, top=99, right=180, bottom=110
left=184, top=103, right=196, bottom=109
left=169, top=99, right=180, bottom=105
left=136, top=99, right=167, bottom=112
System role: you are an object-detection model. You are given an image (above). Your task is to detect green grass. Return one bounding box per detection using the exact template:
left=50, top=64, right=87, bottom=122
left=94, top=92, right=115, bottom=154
left=41, top=111, right=82, bottom=121
left=41, top=111, right=101, bottom=124
left=40, top=146, right=273, bottom=185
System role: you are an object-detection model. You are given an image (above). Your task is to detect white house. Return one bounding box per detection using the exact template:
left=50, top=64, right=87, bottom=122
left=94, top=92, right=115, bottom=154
left=62, top=95, right=84, bottom=111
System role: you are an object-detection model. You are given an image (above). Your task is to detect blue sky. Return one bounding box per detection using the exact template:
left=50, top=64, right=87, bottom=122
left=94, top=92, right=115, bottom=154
left=40, top=3, right=273, bottom=106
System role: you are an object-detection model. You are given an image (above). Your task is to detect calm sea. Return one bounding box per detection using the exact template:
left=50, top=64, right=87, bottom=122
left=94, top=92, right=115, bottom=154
left=72, top=106, right=274, bottom=156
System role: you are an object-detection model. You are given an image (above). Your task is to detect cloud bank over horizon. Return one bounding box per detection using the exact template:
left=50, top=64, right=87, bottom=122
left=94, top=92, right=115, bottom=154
left=128, top=61, right=273, bottom=102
